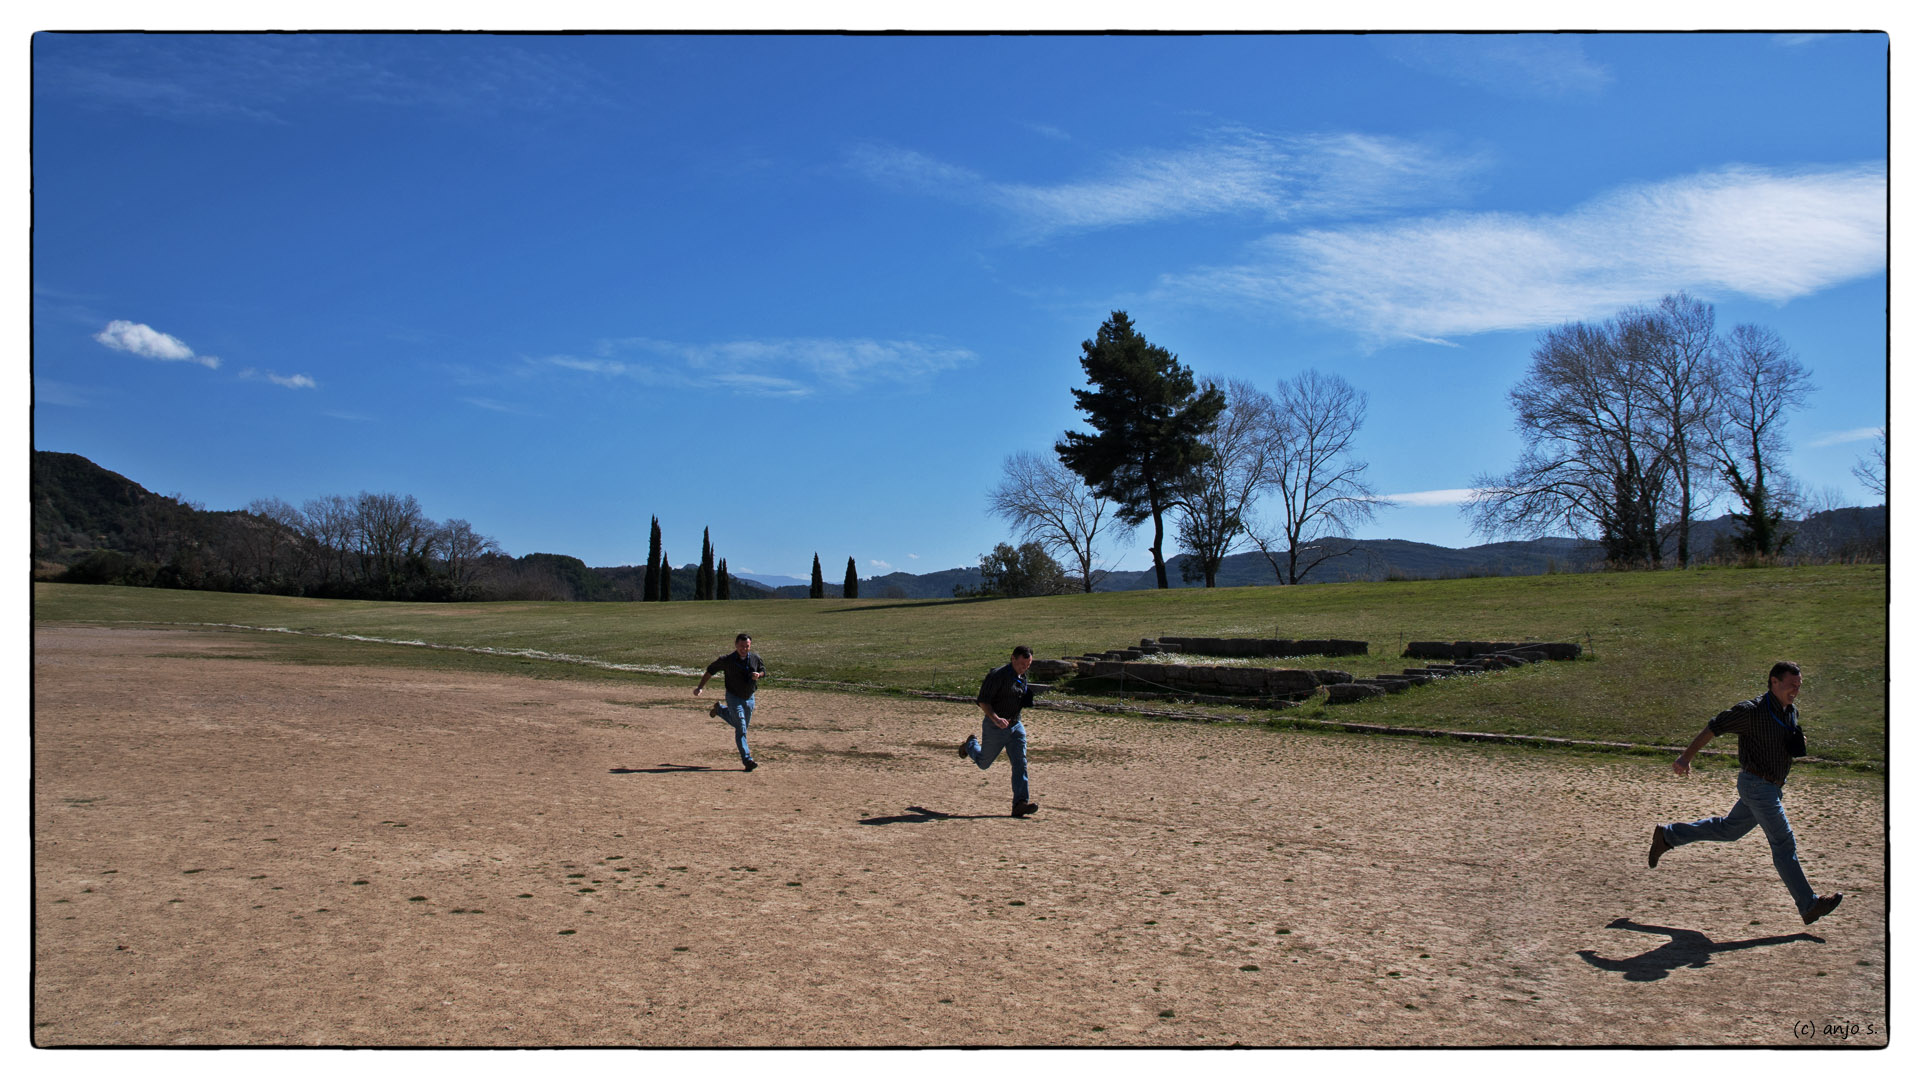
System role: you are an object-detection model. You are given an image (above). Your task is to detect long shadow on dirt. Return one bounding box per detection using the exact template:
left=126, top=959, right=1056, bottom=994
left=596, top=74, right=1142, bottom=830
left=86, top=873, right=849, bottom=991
left=1576, top=916, right=1823, bottom=982
left=860, top=805, right=1005, bottom=825
left=610, top=764, right=717, bottom=774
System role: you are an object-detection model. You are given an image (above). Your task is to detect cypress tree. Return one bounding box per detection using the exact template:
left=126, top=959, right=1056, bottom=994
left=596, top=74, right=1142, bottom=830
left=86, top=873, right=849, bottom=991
left=698, top=528, right=715, bottom=600
left=843, top=557, right=859, bottom=599
left=809, top=554, right=824, bottom=599
left=659, top=550, right=671, bottom=601
left=643, top=516, right=662, bottom=601
left=717, top=557, right=731, bottom=600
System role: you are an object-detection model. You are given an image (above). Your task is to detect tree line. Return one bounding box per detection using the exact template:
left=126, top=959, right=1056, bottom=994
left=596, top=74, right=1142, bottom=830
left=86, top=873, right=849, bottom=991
left=36, top=455, right=796, bottom=602
left=1465, top=293, right=1883, bottom=567
left=977, top=301, right=1884, bottom=597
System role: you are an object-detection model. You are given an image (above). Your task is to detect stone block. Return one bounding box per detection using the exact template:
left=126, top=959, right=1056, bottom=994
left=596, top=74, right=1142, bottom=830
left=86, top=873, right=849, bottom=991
left=1262, top=669, right=1320, bottom=695
left=1326, top=683, right=1386, bottom=703
left=1312, top=669, right=1353, bottom=685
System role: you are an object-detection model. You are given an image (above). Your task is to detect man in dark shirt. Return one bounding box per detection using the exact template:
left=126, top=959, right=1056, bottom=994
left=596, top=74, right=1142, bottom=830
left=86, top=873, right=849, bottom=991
left=959, top=645, right=1039, bottom=817
left=1647, top=662, right=1842, bottom=925
left=694, top=633, right=766, bottom=772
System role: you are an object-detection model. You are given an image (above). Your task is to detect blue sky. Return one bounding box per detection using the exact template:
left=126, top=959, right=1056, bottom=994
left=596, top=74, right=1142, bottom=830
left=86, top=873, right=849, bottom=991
left=28, top=28, right=1890, bottom=581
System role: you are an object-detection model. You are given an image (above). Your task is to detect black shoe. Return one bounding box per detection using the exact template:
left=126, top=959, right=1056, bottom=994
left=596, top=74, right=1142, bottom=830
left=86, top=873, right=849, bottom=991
left=959, top=736, right=975, bottom=759
left=743, top=760, right=758, bottom=773
left=1648, top=825, right=1672, bottom=868
left=709, top=703, right=723, bottom=719
left=1802, top=892, right=1842, bottom=925
left=1012, top=800, right=1038, bottom=817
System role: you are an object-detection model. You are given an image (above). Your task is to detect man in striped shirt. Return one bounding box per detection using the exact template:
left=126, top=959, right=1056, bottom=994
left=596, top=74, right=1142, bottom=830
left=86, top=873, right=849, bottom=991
left=1647, top=661, right=1843, bottom=925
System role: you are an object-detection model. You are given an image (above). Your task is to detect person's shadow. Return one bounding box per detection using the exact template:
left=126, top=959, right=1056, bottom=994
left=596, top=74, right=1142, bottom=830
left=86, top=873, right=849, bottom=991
left=610, top=764, right=716, bottom=774
left=860, top=805, right=1003, bottom=825
left=1576, top=917, right=1823, bottom=982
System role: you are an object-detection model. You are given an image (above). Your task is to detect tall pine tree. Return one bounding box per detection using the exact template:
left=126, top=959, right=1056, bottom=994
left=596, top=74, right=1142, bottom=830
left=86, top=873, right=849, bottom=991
left=643, top=516, right=662, bottom=601
left=1055, top=310, right=1224, bottom=588
left=843, top=557, right=859, bottom=599
left=658, top=550, right=671, bottom=601
left=809, top=554, right=824, bottom=599
left=717, top=557, right=731, bottom=600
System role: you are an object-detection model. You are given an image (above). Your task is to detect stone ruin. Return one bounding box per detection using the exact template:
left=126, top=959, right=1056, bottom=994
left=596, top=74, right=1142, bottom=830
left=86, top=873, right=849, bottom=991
left=1025, top=635, right=1583, bottom=706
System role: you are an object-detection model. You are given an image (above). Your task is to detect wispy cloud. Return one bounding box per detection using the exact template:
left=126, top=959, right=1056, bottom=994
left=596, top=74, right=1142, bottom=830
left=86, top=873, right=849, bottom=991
left=1163, top=163, right=1887, bottom=343
left=1376, top=34, right=1613, bottom=98
left=849, top=128, right=1486, bottom=240
left=93, top=320, right=220, bottom=368
left=542, top=336, right=976, bottom=397
left=462, top=396, right=540, bottom=415
left=241, top=368, right=317, bottom=390
left=869, top=559, right=895, bottom=572
left=1383, top=488, right=1482, bottom=507
left=1809, top=426, right=1882, bottom=448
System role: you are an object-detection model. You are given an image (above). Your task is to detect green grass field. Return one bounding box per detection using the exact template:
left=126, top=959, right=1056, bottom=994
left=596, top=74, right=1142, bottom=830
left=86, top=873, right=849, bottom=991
left=33, top=563, right=1887, bottom=767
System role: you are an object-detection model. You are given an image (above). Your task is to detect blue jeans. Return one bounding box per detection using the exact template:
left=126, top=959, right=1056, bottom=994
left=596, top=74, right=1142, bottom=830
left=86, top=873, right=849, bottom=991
left=966, top=718, right=1029, bottom=803
left=1663, top=770, right=1817, bottom=915
left=720, top=692, right=755, bottom=766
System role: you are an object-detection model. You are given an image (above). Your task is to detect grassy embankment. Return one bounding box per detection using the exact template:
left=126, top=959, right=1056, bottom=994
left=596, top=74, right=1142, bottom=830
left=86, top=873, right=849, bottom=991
left=32, top=564, right=1886, bottom=768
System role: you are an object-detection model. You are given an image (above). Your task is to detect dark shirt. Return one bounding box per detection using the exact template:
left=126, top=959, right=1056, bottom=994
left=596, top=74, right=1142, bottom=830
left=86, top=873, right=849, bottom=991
left=977, top=663, right=1033, bottom=724
left=1708, top=692, right=1802, bottom=785
left=705, top=650, right=766, bottom=699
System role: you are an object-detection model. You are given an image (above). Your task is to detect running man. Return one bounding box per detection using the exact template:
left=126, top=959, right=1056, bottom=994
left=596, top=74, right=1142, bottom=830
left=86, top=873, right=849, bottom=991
left=694, top=633, right=766, bottom=772
left=959, top=645, right=1039, bottom=817
left=1648, top=661, right=1842, bottom=925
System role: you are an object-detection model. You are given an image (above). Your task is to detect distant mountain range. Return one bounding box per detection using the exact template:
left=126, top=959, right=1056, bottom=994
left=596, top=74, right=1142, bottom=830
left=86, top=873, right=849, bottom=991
left=32, top=449, right=1886, bottom=601
left=747, top=510, right=1888, bottom=599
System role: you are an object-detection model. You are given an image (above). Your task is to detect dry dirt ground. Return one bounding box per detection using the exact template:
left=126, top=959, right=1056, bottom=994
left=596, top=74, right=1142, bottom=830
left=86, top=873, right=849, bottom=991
left=32, top=626, right=1887, bottom=1047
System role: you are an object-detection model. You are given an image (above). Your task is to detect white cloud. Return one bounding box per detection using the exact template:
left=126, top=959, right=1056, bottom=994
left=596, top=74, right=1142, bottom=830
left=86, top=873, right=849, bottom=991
left=543, top=355, right=629, bottom=375
left=869, top=559, right=894, bottom=572
left=1809, top=426, right=1883, bottom=448
left=908, top=553, right=920, bottom=560
left=240, top=368, right=317, bottom=390
left=1382, top=488, right=1483, bottom=507
left=851, top=129, right=1486, bottom=240
left=93, top=319, right=219, bottom=368
left=549, top=336, right=976, bottom=397
left=1164, top=163, right=1887, bottom=343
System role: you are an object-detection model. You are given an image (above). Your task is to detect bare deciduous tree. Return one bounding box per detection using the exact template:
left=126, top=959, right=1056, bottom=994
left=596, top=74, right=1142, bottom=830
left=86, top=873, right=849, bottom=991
left=301, top=493, right=356, bottom=587
left=1852, top=427, right=1887, bottom=501
left=438, top=518, right=502, bottom=599
left=1250, top=369, right=1387, bottom=584
left=1175, top=378, right=1272, bottom=587
left=1634, top=293, right=1720, bottom=566
left=1466, top=316, right=1671, bottom=567
left=1710, top=324, right=1814, bottom=558
left=988, top=449, right=1135, bottom=592
left=353, top=491, right=437, bottom=596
